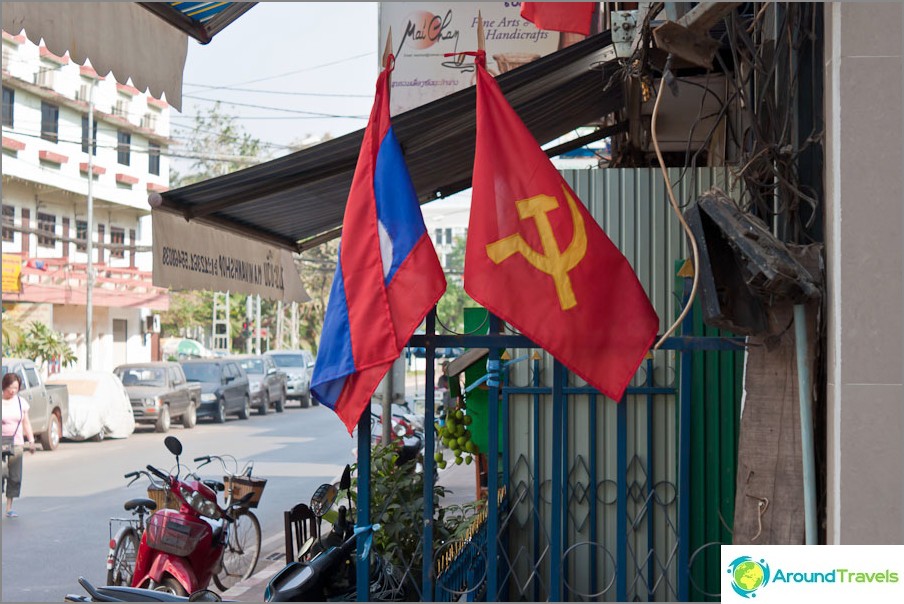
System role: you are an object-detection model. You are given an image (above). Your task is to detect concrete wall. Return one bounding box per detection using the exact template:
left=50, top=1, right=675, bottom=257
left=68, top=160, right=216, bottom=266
left=825, top=2, right=904, bottom=543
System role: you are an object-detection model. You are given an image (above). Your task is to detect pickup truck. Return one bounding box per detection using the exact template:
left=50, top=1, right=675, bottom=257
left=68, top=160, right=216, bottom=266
left=113, top=362, right=201, bottom=433
left=1, top=358, right=70, bottom=451
left=234, top=354, right=288, bottom=414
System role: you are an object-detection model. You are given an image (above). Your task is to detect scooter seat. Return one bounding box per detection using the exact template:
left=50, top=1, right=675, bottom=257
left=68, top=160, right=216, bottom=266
left=124, top=497, right=157, bottom=512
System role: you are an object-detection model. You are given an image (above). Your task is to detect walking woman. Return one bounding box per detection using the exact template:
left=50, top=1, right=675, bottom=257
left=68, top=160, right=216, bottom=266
left=2, top=373, right=36, bottom=517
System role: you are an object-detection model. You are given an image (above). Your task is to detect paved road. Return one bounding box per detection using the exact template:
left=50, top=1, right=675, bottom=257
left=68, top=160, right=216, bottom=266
left=1, top=403, right=356, bottom=602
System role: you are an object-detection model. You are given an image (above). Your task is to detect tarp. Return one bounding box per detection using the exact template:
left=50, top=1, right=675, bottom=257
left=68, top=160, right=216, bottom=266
left=47, top=370, right=136, bottom=440
left=2, top=3, right=188, bottom=110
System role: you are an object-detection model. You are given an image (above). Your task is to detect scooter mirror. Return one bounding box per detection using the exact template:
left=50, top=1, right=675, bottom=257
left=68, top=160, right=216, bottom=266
left=339, top=464, right=352, bottom=491
left=309, top=483, right=338, bottom=517
left=297, top=536, right=316, bottom=561
left=188, top=589, right=222, bottom=602
left=164, top=436, right=183, bottom=457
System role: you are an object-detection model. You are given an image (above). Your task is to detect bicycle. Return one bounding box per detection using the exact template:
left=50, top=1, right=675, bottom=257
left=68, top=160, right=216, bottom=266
left=192, top=454, right=265, bottom=592
left=105, top=470, right=165, bottom=586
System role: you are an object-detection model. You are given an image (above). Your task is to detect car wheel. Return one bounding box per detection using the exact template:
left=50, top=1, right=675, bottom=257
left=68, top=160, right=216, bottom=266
left=155, top=405, right=171, bottom=433
left=257, top=392, right=269, bottom=416
left=215, top=399, right=227, bottom=424
left=299, top=392, right=311, bottom=409
left=238, top=396, right=251, bottom=420
left=182, top=401, right=197, bottom=429
left=92, top=429, right=105, bottom=442
left=40, top=410, right=62, bottom=451
left=275, top=389, right=285, bottom=413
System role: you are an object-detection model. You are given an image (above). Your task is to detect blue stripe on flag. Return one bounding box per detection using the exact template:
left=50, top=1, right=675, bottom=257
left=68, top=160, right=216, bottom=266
left=310, top=258, right=355, bottom=407
left=374, top=126, right=425, bottom=286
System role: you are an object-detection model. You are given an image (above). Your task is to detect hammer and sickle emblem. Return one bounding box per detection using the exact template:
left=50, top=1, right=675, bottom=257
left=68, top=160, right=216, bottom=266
left=485, top=186, right=587, bottom=310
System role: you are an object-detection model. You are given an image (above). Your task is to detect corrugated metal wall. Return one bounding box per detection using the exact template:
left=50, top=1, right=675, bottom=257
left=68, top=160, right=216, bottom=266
left=494, top=168, right=740, bottom=601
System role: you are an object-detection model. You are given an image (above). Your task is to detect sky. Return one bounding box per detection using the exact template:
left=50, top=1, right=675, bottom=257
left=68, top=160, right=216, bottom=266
left=175, top=1, right=470, bottom=223
left=176, top=2, right=380, bottom=159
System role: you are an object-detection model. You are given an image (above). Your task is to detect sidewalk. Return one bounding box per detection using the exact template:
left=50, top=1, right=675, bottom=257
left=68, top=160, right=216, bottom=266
left=221, top=459, right=478, bottom=601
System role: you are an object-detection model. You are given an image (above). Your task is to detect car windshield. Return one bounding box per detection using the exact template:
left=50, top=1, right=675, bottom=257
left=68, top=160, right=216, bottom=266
left=269, top=354, right=305, bottom=368
left=117, top=368, right=166, bottom=387
left=182, top=363, right=221, bottom=383
left=238, top=359, right=264, bottom=374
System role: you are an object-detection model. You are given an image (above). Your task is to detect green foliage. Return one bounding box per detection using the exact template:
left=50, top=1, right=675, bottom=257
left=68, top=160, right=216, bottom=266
left=170, top=101, right=268, bottom=187
left=435, top=235, right=478, bottom=333
left=11, top=322, right=76, bottom=370
left=349, top=442, right=481, bottom=577
left=296, top=240, right=337, bottom=354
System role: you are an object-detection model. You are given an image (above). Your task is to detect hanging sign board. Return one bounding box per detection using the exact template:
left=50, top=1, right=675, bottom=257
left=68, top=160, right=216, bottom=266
left=152, top=211, right=309, bottom=304
left=2, top=253, right=22, bottom=294
left=379, top=2, right=563, bottom=115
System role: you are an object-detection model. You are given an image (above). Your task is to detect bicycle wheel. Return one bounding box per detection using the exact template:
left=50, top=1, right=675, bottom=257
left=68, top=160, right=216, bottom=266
left=106, top=527, right=140, bottom=586
left=213, top=510, right=261, bottom=592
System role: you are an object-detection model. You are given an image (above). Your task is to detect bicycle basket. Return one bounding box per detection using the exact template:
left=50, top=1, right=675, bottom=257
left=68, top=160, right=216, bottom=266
left=145, top=511, right=207, bottom=557
left=147, top=485, right=180, bottom=511
left=224, top=476, right=267, bottom=508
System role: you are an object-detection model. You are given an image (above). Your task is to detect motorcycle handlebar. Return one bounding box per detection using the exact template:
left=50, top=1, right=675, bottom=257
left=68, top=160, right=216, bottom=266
left=193, top=455, right=211, bottom=464
left=146, top=464, right=169, bottom=482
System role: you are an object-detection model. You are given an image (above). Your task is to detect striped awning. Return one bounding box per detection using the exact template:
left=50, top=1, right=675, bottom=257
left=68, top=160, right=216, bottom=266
left=138, top=2, right=257, bottom=45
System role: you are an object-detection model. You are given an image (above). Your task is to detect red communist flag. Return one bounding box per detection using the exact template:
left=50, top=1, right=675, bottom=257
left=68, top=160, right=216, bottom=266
left=464, top=53, right=659, bottom=402
left=521, top=2, right=595, bottom=36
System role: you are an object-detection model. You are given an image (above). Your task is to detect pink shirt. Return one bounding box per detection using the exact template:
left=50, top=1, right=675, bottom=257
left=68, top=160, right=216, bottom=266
left=2, top=395, right=30, bottom=445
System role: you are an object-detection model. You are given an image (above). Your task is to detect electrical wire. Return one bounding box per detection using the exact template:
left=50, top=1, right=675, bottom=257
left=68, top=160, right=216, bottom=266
left=650, top=61, right=699, bottom=351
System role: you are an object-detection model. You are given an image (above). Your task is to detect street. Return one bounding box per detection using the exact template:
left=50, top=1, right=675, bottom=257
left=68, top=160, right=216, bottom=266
left=1, top=403, right=357, bottom=602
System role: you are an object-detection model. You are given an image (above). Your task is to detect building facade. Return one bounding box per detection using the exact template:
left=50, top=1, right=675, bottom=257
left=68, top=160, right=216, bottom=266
left=1, top=30, right=169, bottom=372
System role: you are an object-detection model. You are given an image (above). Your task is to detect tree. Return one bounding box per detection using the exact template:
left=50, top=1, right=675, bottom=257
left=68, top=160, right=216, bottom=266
left=296, top=240, right=338, bottom=354
left=11, top=322, right=76, bottom=371
left=435, top=235, right=478, bottom=334
left=170, top=101, right=268, bottom=187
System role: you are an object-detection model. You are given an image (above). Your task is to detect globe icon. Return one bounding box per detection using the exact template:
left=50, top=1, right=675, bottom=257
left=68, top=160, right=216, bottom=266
left=733, top=560, right=765, bottom=593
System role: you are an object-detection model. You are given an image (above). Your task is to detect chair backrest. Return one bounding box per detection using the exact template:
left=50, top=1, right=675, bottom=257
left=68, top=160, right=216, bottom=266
left=284, top=502, right=318, bottom=564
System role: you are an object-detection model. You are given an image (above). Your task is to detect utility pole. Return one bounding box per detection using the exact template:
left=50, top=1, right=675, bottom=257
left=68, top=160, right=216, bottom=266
left=255, top=294, right=261, bottom=354
left=85, top=82, right=95, bottom=370
left=245, top=295, right=253, bottom=354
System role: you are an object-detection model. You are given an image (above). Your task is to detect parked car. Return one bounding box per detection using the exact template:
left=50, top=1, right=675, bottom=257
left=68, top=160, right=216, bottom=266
left=47, top=370, right=135, bottom=441
left=1, top=358, right=69, bottom=451
left=114, top=362, right=201, bottom=433
left=233, top=354, right=287, bottom=414
left=180, top=358, right=251, bottom=423
left=264, top=349, right=315, bottom=408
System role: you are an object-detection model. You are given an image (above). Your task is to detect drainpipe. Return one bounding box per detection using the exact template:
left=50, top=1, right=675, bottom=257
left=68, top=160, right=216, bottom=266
left=794, top=303, right=817, bottom=544
left=85, top=83, right=95, bottom=370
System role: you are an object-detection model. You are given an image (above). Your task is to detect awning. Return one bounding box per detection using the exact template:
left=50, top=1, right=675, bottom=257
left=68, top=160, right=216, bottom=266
left=1, top=2, right=253, bottom=111
left=155, top=32, right=623, bottom=252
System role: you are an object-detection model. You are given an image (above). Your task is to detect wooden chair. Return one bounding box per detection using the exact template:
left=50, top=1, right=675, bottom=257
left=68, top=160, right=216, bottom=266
left=284, top=502, right=318, bottom=564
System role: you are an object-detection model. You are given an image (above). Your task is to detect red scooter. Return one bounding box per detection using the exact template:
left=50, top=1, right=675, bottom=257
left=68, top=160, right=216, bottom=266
left=131, top=436, right=249, bottom=596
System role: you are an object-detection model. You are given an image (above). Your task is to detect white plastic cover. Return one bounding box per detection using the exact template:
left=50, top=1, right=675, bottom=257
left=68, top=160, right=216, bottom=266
left=47, top=370, right=136, bottom=440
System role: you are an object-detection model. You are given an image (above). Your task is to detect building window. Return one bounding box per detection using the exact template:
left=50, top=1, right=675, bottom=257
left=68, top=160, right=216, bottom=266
left=148, top=142, right=160, bottom=175
left=2, top=205, right=14, bottom=242
left=435, top=228, right=442, bottom=245
left=2, top=86, right=13, bottom=128
left=444, top=228, right=452, bottom=245
left=117, top=130, right=130, bottom=165
left=110, top=227, right=125, bottom=259
left=76, top=220, right=88, bottom=252
left=35, top=66, right=55, bottom=89
left=37, top=212, right=56, bottom=247
left=41, top=102, right=59, bottom=142
left=81, top=116, right=98, bottom=155
left=114, top=97, right=129, bottom=118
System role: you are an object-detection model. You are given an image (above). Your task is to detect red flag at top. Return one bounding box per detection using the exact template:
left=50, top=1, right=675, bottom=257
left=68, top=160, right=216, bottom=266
left=521, top=2, right=595, bottom=36
left=464, top=52, right=659, bottom=402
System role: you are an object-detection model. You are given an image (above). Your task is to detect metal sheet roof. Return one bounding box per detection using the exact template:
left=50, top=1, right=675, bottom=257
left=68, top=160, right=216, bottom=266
left=156, top=32, right=623, bottom=252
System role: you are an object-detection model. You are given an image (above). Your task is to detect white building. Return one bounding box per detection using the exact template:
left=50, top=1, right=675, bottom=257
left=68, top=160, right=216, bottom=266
left=1, top=30, right=170, bottom=372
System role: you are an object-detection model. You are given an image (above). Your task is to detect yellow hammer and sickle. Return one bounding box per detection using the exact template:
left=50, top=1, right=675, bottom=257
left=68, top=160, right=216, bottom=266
left=485, top=185, right=587, bottom=310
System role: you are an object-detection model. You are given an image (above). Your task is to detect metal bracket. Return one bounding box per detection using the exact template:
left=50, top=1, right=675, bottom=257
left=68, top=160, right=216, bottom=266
left=610, top=10, right=638, bottom=59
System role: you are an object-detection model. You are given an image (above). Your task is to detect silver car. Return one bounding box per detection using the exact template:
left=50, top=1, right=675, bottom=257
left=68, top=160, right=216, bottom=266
left=263, top=350, right=315, bottom=408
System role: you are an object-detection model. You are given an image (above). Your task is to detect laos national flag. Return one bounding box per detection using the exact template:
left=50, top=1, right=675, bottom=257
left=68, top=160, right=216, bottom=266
left=311, top=61, right=446, bottom=434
